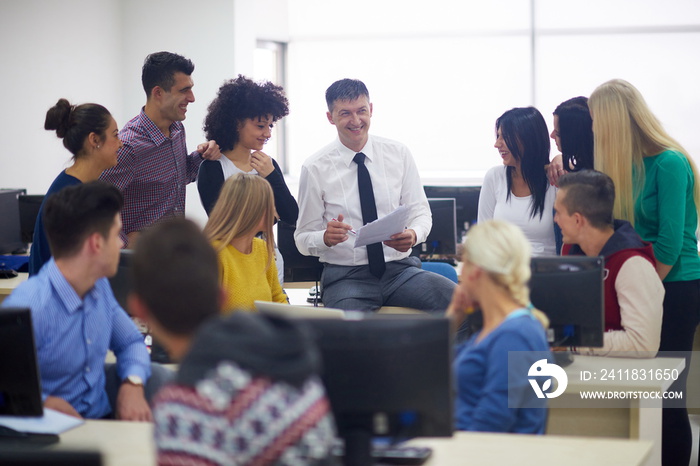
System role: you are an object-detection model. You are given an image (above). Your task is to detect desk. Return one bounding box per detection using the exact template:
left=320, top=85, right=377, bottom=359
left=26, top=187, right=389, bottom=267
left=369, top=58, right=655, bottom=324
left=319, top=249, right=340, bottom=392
left=54, top=421, right=651, bottom=466
left=0, top=272, right=27, bottom=304
left=285, top=286, right=315, bottom=306
left=547, top=355, right=685, bottom=466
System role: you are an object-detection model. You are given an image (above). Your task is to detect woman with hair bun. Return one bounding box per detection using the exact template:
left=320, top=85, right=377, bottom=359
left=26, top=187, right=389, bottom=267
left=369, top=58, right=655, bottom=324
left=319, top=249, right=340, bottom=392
left=29, top=98, right=121, bottom=275
left=447, top=219, right=551, bottom=433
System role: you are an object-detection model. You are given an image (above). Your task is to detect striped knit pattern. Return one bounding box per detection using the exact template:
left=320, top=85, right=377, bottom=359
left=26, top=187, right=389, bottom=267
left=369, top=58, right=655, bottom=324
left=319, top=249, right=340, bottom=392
left=153, top=361, right=335, bottom=465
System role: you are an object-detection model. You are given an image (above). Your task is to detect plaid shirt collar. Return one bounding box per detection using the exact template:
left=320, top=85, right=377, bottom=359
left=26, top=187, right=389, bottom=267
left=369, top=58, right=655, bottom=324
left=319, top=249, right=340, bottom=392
left=137, top=108, right=184, bottom=147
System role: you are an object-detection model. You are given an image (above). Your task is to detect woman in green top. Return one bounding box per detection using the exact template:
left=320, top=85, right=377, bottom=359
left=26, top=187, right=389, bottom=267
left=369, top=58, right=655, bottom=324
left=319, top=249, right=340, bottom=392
left=589, top=78, right=700, bottom=466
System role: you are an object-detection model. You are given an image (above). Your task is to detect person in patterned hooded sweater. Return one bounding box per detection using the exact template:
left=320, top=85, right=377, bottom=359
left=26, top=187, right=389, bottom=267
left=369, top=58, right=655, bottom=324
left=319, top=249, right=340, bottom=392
left=128, top=217, right=336, bottom=465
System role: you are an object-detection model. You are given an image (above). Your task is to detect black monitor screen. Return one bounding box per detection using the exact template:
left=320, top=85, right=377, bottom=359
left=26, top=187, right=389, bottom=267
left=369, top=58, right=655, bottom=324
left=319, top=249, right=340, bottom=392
left=529, top=256, right=604, bottom=347
left=0, top=308, right=43, bottom=416
left=300, top=315, right=453, bottom=463
left=422, top=186, right=480, bottom=240
left=414, top=198, right=457, bottom=256
left=108, top=249, right=133, bottom=311
left=17, top=194, right=44, bottom=244
left=0, top=189, right=27, bottom=254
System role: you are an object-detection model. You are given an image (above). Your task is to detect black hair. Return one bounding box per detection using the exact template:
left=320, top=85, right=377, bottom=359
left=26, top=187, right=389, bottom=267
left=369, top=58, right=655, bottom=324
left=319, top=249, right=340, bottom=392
left=325, top=78, right=370, bottom=112
left=44, top=98, right=112, bottom=159
left=141, top=51, right=195, bottom=98
left=131, top=218, right=220, bottom=336
left=43, top=181, right=123, bottom=259
left=203, top=75, right=289, bottom=152
left=558, top=170, right=615, bottom=229
left=496, top=107, right=551, bottom=219
left=553, top=96, right=594, bottom=172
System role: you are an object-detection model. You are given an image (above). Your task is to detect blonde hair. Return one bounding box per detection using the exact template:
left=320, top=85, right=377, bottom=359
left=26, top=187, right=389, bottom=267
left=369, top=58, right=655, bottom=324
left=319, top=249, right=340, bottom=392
left=203, top=173, right=276, bottom=269
left=463, top=219, right=548, bottom=328
left=590, top=79, right=700, bottom=225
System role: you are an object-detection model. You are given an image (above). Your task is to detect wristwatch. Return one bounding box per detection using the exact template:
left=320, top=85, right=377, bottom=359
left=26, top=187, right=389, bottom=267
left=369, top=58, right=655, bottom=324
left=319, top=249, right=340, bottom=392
left=124, top=375, right=144, bottom=386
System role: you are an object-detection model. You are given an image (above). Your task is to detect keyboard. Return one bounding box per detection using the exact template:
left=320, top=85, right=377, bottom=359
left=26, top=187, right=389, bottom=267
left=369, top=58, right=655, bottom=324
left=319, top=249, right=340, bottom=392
left=0, top=425, right=59, bottom=445
left=332, top=443, right=433, bottom=465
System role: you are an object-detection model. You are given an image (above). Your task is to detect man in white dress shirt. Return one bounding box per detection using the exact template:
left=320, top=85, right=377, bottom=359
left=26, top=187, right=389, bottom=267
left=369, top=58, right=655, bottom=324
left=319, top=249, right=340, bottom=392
left=295, top=78, right=455, bottom=311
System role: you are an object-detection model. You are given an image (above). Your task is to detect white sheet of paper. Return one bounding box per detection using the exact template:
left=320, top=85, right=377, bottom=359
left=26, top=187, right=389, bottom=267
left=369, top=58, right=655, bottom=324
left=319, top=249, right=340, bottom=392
left=353, top=205, right=411, bottom=248
left=0, top=407, right=84, bottom=434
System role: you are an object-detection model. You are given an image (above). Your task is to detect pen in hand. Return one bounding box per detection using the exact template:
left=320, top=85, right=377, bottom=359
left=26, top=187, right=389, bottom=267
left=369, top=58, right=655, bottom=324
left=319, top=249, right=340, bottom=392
left=331, top=218, right=357, bottom=236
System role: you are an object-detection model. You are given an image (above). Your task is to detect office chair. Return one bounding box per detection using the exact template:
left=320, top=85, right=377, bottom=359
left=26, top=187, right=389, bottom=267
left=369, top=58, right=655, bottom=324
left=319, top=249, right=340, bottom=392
left=421, top=261, right=458, bottom=283
left=276, top=221, right=324, bottom=283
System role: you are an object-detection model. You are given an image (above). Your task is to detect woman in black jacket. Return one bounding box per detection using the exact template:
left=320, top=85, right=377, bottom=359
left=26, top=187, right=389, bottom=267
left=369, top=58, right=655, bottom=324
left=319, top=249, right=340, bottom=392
left=198, top=75, right=297, bottom=224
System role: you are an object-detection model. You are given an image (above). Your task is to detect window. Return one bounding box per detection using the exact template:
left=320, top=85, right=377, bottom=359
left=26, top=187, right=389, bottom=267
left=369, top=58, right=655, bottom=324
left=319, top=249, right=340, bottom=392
left=255, top=40, right=289, bottom=172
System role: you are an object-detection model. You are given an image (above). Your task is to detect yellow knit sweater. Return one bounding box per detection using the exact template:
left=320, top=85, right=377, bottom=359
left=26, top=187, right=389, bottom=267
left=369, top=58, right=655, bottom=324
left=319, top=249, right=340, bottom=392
left=215, top=238, right=287, bottom=313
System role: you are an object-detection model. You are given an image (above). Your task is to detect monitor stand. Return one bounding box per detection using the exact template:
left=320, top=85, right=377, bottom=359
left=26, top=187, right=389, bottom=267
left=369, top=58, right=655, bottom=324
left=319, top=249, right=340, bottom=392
left=553, top=350, right=574, bottom=367
left=342, top=429, right=373, bottom=466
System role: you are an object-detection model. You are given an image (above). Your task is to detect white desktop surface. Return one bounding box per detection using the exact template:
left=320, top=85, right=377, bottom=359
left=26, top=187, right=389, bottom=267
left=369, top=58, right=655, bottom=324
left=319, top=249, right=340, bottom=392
left=548, top=355, right=685, bottom=466
left=0, top=271, right=27, bottom=303
left=284, top=285, right=316, bottom=306
left=54, top=420, right=651, bottom=466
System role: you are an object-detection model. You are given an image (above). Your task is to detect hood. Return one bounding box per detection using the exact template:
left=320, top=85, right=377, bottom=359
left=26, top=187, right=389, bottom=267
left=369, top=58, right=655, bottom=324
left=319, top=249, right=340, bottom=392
left=177, top=312, right=321, bottom=388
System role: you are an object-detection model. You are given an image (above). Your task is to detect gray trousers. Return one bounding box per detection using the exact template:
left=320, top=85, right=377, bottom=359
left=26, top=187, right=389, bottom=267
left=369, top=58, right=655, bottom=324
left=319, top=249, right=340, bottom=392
left=321, top=256, right=456, bottom=312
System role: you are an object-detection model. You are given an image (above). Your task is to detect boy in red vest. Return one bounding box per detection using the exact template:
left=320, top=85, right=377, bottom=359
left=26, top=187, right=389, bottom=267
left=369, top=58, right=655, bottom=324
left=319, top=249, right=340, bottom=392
left=553, top=170, right=664, bottom=356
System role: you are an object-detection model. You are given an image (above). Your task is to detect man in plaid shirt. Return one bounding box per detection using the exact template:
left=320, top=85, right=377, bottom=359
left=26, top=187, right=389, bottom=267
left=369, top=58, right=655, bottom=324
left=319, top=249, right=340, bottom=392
left=101, top=51, right=220, bottom=246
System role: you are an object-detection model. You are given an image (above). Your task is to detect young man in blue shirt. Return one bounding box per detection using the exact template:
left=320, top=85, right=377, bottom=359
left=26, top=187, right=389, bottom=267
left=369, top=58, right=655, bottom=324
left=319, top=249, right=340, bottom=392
left=2, top=182, right=159, bottom=420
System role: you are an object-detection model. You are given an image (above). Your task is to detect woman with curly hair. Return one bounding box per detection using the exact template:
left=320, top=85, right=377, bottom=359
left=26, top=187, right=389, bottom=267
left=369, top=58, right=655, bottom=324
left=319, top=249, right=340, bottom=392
left=198, top=75, right=297, bottom=225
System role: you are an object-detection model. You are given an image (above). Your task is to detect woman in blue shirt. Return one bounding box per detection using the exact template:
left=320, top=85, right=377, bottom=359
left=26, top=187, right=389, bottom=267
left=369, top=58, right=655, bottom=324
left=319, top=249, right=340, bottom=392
left=447, top=219, right=551, bottom=433
left=29, top=98, right=122, bottom=275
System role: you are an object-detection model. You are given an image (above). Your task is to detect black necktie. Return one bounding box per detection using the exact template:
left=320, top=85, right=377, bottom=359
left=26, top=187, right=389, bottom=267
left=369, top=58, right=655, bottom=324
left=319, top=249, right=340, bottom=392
left=354, top=152, right=386, bottom=278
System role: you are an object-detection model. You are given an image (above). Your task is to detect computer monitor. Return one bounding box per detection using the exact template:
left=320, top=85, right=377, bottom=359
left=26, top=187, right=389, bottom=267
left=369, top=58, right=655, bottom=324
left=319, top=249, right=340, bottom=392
left=108, top=249, right=133, bottom=312
left=529, top=256, right=605, bottom=348
left=107, top=249, right=170, bottom=364
left=0, top=308, right=43, bottom=416
left=300, top=315, right=453, bottom=465
left=422, top=186, right=481, bottom=241
left=0, top=189, right=27, bottom=254
left=413, top=198, right=457, bottom=256
left=0, top=450, right=102, bottom=465
left=17, top=194, right=44, bottom=244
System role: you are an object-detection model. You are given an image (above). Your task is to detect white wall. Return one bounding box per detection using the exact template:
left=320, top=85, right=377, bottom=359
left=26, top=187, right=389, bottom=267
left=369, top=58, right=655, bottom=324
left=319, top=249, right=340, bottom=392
left=285, top=0, right=700, bottom=184
left=0, top=0, right=286, bottom=227
left=0, top=0, right=123, bottom=194
left=3, top=0, right=700, bottom=221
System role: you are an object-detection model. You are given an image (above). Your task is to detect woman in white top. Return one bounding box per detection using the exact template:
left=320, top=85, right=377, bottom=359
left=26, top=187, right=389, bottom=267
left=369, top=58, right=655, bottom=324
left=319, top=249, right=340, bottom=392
left=478, top=107, right=558, bottom=256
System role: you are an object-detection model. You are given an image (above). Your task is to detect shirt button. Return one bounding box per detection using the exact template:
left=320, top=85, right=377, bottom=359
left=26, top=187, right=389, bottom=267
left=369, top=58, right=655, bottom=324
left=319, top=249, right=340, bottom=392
left=86, top=367, right=91, bottom=372
left=86, top=339, right=92, bottom=345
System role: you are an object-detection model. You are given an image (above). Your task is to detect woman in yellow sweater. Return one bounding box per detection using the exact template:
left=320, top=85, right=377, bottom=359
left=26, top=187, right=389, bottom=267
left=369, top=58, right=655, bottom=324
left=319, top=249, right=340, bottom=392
left=204, top=173, right=288, bottom=312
